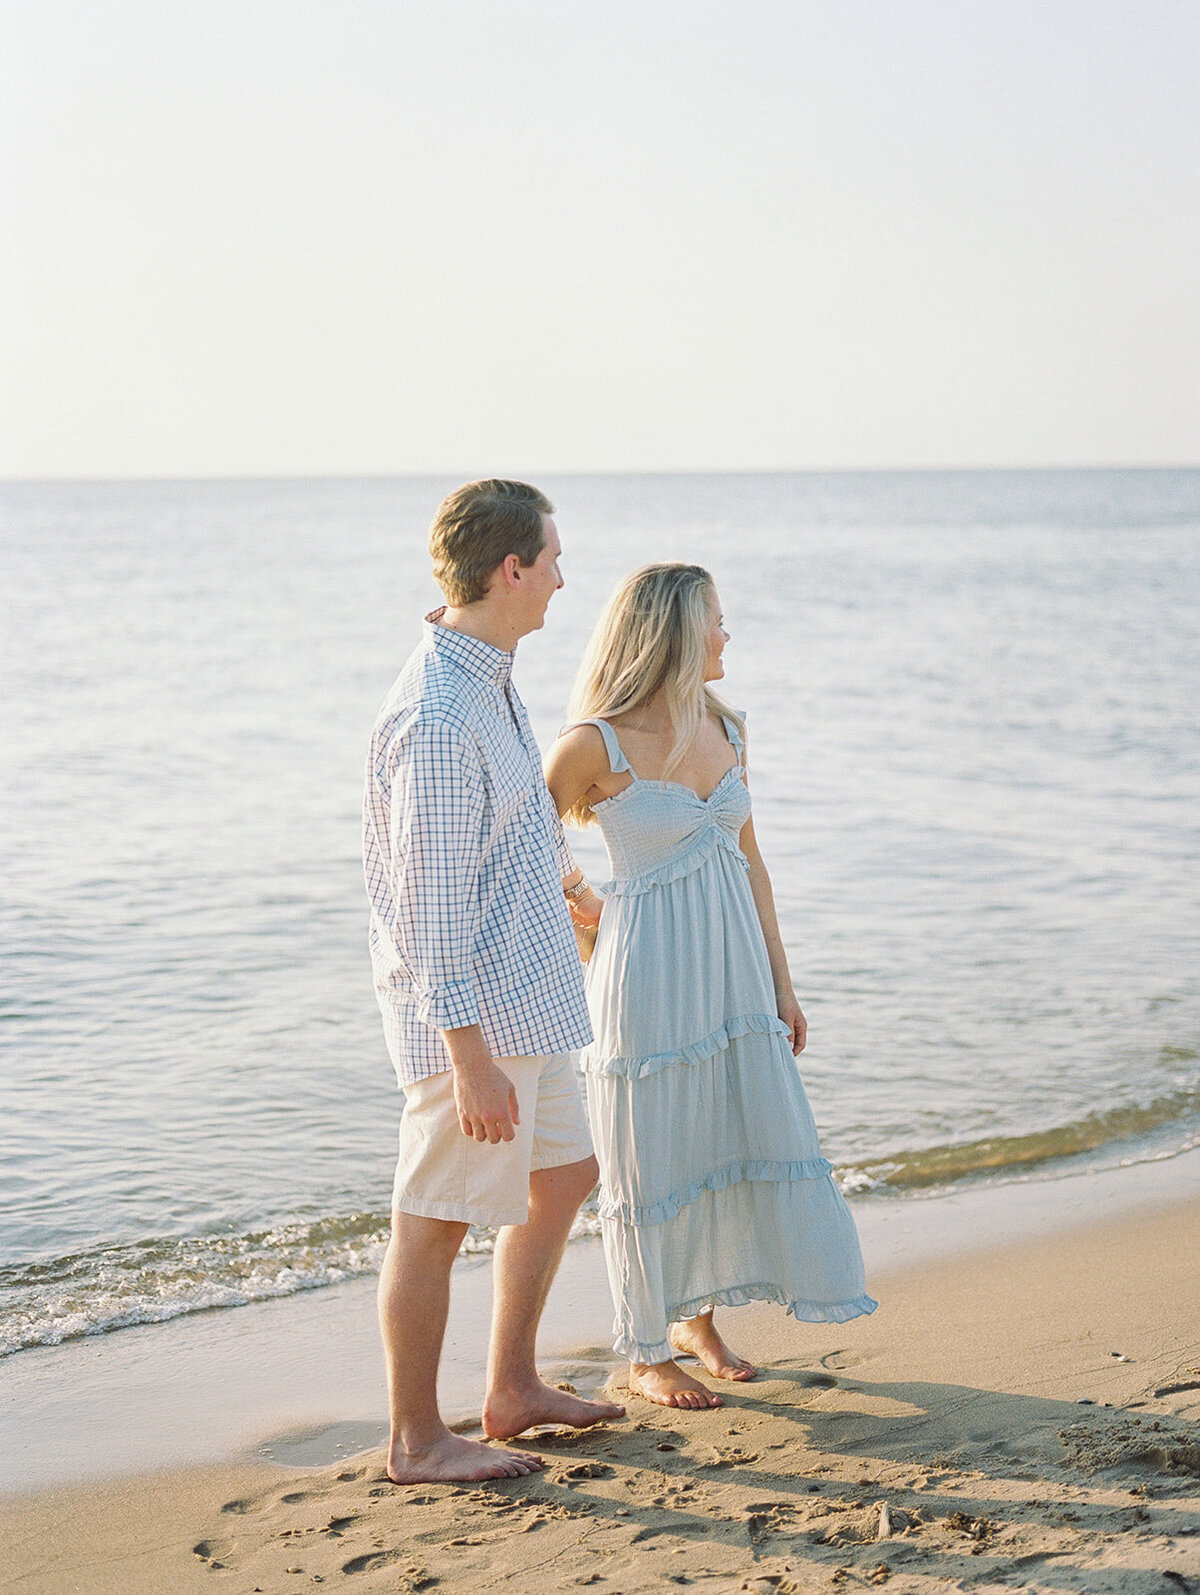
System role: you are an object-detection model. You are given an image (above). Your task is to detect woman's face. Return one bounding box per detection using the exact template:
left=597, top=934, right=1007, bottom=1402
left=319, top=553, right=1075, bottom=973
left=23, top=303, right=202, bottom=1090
left=703, top=587, right=730, bottom=682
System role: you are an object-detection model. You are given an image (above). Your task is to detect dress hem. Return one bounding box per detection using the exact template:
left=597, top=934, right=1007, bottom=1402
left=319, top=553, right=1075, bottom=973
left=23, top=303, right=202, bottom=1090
left=614, top=1285, right=879, bottom=1363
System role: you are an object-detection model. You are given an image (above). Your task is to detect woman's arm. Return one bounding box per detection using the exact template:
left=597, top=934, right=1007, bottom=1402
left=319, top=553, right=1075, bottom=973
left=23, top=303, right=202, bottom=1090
left=739, top=814, right=807, bottom=1055
left=545, top=726, right=611, bottom=928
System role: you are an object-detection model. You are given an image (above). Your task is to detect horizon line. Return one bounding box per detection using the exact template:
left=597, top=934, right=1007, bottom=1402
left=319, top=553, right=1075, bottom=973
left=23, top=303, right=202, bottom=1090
left=3, top=460, right=1199, bottom=489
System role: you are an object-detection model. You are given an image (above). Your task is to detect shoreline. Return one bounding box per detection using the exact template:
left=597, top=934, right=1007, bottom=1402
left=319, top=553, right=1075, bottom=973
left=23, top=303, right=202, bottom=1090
left=2, top=1146, right=1199, bottom=1500
left=1, top=1153, right=1198, bottom=1593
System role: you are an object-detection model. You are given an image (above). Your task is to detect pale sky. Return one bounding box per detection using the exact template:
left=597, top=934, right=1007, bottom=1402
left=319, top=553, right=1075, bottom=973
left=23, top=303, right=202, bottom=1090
left=2, top=0, right=1198, bottom=478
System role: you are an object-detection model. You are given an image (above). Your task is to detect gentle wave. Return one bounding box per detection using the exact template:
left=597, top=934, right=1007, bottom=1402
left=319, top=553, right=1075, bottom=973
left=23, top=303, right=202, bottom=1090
left=4, top=1093, right=1199, bottom=1354
left=0, top=1207, right=605, bottom=1358
left=837, top=1084, right=1200, bottom=1193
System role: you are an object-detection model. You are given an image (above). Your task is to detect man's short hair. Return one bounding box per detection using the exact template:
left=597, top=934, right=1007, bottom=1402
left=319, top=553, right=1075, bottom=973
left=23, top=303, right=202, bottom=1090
left=429, top=480, right=554, bottom=606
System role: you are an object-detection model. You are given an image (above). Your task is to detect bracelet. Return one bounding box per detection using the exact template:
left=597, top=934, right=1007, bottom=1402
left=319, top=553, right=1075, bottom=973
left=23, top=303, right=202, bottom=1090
left=563, top=878, right=589, bottom=901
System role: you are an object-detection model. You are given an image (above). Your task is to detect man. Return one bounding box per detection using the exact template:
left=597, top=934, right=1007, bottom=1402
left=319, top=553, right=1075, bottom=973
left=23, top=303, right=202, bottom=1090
left=363, top=479, right=623, bottom=1484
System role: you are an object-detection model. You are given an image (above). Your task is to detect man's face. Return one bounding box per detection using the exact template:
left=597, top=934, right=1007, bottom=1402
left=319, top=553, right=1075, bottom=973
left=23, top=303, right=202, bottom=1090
left=518, top=515, right=564, bottom=630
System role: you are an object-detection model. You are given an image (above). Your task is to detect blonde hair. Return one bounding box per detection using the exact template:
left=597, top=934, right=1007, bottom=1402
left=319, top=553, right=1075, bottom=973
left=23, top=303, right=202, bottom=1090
left=429, top=479, right=553, bottom=606
left=565, top=562, right=745, bottom=827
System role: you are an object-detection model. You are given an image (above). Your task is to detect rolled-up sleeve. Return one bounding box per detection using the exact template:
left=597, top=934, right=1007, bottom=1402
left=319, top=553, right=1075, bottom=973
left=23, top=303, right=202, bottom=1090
left=551, top=804, right=577, bottom=879
left=387, top=720, right=487, bottom=1030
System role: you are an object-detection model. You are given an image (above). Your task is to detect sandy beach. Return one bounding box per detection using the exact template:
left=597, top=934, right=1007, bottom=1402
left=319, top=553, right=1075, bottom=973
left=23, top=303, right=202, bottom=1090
left=4, top=1158, right=1199, bottom=1595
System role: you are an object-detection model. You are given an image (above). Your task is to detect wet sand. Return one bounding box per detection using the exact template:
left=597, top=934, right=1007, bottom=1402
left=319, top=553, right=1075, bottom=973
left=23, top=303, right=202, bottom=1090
left=3, top=1158, right=1199, bottom=1594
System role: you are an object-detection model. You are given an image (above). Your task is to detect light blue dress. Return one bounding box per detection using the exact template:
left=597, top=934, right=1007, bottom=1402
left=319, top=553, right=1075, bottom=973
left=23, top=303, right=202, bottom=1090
left=574, top=716, right=877, bottom=1364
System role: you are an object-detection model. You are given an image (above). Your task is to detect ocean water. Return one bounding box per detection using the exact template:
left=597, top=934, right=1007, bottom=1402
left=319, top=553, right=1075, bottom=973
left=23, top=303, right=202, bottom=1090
left=1, top=470, right=1198, bottom=1358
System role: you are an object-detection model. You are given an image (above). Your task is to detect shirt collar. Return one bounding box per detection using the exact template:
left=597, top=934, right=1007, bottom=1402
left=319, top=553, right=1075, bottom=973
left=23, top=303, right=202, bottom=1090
left=424, top=608, right=514, bottom=688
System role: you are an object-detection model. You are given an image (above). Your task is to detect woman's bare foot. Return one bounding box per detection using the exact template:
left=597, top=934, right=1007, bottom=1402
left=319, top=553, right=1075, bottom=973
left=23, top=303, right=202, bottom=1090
left=387, top=1431, right=543, bottom=1484
left=482, top=1379, right=625, bottom=1441
left=629, top=1358, right=722, bottom=1409
left=669, top=1314, right=757, bottom=1381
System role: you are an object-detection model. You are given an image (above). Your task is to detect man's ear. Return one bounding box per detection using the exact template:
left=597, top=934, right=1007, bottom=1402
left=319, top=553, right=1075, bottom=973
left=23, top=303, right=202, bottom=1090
left=499, top=552, right=523, bottom=588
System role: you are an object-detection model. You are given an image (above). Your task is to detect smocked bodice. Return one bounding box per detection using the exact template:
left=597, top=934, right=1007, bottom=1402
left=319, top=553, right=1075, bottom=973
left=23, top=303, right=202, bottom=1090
left=574, top=718, right=752, bottom=894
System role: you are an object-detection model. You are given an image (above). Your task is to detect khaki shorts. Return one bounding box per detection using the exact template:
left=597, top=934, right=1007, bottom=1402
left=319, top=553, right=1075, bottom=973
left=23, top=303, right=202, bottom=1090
left=392, top=1054, right=593, bottom=1228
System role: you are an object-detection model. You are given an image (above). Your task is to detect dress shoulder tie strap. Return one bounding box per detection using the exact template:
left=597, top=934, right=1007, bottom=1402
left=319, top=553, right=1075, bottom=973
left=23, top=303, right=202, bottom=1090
left=564, top=718, right=634, bottom=777
left=720, top=713, right=747, bottom=767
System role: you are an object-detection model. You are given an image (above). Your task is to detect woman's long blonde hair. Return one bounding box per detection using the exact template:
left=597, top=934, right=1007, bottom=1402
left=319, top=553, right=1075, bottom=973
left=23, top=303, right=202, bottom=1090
left=564, top=562, right=745, bottom=827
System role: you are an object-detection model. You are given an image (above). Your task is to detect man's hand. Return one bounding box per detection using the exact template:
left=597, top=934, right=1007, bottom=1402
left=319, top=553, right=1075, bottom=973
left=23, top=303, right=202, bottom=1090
left=453, top=1059, right=520, bottom=1143
left=443, top=1025, right=520, bottom=1143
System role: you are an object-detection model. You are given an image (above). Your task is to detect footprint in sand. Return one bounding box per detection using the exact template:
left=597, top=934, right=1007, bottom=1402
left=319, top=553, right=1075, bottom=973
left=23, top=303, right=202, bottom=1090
left=821, top=1350, right=862, bottom=1372
left=1154, top=1379, right=1200, bottom=1397
left=192, top=1538, right=233, bottom=1569
left=341, top=1548, right=439, bottom=1586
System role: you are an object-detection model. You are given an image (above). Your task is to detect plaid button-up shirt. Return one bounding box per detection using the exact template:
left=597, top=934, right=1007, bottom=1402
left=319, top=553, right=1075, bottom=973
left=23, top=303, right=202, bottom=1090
left=363, top=612, right=592, bottom=1085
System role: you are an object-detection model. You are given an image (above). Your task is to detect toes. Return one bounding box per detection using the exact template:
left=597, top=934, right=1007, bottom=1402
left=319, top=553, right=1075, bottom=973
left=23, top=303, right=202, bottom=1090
left=634, top=1380, right=720, bottom=1408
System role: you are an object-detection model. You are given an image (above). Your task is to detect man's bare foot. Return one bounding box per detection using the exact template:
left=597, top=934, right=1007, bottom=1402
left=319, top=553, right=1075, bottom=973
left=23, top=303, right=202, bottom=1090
left=629, top=1358, right=722, bottom=1409
left=482, top=1380, right=626, bottom=1441
left=669, top=1315, right=757, bottom=1381
left=387, top=1431, right=543, bottom=1484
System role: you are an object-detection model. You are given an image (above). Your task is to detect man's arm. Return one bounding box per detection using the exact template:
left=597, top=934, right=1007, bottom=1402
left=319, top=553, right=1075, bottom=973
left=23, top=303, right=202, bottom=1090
left=389, top=721, right=521, bottom=1141
left=389, top=719, right=488, bottom=1026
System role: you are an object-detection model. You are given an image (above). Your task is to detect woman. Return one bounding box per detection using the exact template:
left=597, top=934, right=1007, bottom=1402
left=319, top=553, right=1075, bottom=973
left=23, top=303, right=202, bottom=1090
left=545, top=563, right=875, bottom=1410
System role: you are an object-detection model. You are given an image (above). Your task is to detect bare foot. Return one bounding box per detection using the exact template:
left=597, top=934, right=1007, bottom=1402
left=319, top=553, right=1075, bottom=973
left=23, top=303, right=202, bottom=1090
left=482, top=1380, right=626, bottom=1441
left=629, top=1358, right=723, bottom=1409
left=387, top=1431, right=544, bottom=1484
left=669, top=1316, right=757, bottom=1381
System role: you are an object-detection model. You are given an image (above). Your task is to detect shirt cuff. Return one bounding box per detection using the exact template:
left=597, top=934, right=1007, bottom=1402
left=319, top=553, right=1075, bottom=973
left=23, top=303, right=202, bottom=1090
left=416, top=979, right=482, bottom=1031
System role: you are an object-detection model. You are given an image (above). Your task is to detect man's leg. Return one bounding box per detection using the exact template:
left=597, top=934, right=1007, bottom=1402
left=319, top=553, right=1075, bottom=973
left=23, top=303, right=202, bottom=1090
left=482, top=1155, right=626, bottom=1439
left=379, top=1210, right=545, bottom=1482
